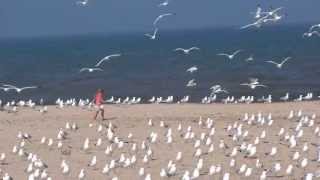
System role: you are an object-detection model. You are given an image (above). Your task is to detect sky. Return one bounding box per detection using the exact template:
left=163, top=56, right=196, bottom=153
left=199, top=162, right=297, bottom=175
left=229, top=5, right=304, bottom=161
left=1, top=0, right=320, bottom=38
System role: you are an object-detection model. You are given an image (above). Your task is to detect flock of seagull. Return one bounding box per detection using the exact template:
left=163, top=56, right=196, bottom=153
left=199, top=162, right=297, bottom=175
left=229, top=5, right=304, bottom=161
left=0, top=2, right=319, bottom=103
left=1, top=100, right=320, bottom=180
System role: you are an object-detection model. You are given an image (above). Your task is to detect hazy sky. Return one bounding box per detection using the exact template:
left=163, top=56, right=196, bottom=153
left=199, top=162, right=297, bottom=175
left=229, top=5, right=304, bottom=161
left=1, top=0, right=320, bottom=38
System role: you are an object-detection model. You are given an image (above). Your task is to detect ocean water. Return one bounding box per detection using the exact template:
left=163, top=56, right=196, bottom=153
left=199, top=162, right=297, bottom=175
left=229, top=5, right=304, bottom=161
left=0, top=25, right=320, bottom=103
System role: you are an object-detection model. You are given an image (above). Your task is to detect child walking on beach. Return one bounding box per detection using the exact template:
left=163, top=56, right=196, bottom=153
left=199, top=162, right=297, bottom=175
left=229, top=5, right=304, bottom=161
left=93, top=88, right=105, bottom=120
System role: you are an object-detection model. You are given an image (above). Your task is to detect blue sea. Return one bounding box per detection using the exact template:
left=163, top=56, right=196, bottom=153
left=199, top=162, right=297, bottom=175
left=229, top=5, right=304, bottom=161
left=0, top=25, right=320, bottom=103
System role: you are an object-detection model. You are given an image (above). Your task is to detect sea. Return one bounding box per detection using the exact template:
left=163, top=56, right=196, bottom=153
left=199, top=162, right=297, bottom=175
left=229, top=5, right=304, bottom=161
left=0, top=24, right=320, bottom=104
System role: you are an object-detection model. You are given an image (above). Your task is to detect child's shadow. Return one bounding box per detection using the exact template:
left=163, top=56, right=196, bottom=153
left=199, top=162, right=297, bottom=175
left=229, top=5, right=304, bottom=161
left=103, top=117, right=117, bottom=121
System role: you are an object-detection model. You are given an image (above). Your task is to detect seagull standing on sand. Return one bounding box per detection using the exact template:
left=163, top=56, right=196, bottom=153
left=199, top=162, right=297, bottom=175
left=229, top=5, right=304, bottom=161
left=240, top=78, right=267, bottom=89
left=95, top=54, right=121, bottom=67
left=145, top=28, right=158, bottom=40
left=186, top=66, right=198, bottom=74
left=217, top=50, right=242, bottom=60
left=174, top=47, right=200, bottom=54
left=80, top=67, right=103, bottom=73
left=153, top=13, right=174, bottom=26
left=266, top=57, right=291, bottom=69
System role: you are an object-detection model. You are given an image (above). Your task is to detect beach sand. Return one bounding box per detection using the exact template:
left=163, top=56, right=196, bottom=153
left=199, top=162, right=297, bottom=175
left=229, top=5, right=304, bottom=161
left=0, top=101, right=320, bottom=179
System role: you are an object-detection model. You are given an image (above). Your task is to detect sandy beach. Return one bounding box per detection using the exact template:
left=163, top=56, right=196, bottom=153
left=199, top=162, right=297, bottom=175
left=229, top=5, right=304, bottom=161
left=1, top=101, right=320, bottom=179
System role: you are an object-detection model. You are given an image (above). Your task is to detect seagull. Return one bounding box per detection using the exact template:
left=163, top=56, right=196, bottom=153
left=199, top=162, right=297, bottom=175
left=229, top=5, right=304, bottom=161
left=186, top=79, right=197, bottom=87
left=266, top=57, right=291, bottom=69
left=240, top=78, right=267, bottom=89
left=174, top=47, right=200, bottom=54
left=245, top=55, right=254, bottom=62
left=76, top=0, right=88, bottom=6
left=153, top=13, right=174, bottom=26
left=217, top=50, right=242, bottom=60
left=145, top=28, right=158, bottom=40
left=158, top=0, right=170, bottom=7
left=95, top=54, right=121, bottom=67
left=210, top=85, right=228, bottom=94
left=80, top=67, right=103, bottom=73
left=280, top=93, right=289, bottom=101
left=4, top=86, right=37, bottom=93
left=186, top=66, right=198, bottom=73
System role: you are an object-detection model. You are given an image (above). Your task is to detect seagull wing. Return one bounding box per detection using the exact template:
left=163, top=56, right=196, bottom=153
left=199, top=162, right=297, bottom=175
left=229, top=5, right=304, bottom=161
left=145, top=33, right=152, bottom=38
left=249, top=78, right=258, bottom=83
left=2, top=84, right=16, bottom=88
left=189, top=47, right=200, bottom=51
left=80, top=68, right=88, bottom=72
left=240, top=83, right=250, bottom=86
left=153, top=13, right=173, bottom=26
left=271, top=7, right=283, bottom=14
left=280, top=57, right=291, bottom=65
left=174, top=48, right=185, bottom=52
left=266, top=61, right=279, bottom=65
left=95, top=59, right=107, bottom=67
left=256, top=84, right=267, bottom=88
left=95, top=54, right=121, bottom=67
left=314, top=31, right=320, bottom=37
left=153, top=28, right=158, bottom=36
left=217, top=53, right=230, bottom=57
left=20, top=86, right=37, bottom=90
left=93, top=68, right=103, bottom=71
left=309, top=24, right=320, bottom=32
left=240, top=22, right=260, bottom=29
left=232, top=50, right=242, bottom=56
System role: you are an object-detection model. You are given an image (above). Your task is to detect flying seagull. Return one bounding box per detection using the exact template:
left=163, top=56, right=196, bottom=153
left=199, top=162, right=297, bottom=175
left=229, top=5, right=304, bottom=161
left=186, top=66, right=198, bottom=73
left=76, top=0, right=88, bottom=6
left=186, top=79, right=197, bottom=87
left=145, top=28, right=158, bottom=40
left=217, top=50, right=242, bottom=60
left=1, top=85, right=37, bottom=93
left=210, top=85, right=228, bottom=94
left=95, top=54, right=121, bottom=67
left=158, top=0, right=170, bottom=7
left=240, top=78, right=267, bottom=89
left=174, top=47, right=200, bottom=54
left=80, top=68, right=103, bottom=73
left=266, top=57, right=291, bottom=69
left=153, top=13, right=174, bottom=26
left=245, top=55, right=254, bottom=62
